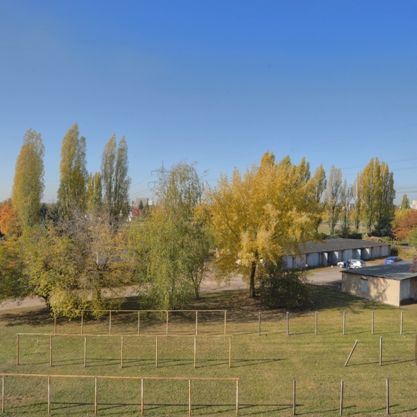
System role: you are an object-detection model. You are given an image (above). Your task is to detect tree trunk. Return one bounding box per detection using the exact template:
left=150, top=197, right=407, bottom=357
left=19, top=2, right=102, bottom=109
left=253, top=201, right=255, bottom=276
left=249, top=261, right=256, bottom=298
left=194, top=285, right=200, bottom=299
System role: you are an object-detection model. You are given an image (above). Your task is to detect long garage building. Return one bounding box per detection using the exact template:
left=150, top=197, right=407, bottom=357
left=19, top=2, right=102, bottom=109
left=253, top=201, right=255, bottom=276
left=284, top=238, right=390, bottom=269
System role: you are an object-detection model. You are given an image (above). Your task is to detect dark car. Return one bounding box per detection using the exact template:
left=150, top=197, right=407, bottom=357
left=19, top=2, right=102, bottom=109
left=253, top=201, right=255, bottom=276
left=384, top=256, right=402, bottom=265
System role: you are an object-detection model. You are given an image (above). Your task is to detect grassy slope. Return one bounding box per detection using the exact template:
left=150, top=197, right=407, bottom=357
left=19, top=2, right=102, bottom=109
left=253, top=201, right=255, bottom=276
left=1, top=287, right=417, bottom=417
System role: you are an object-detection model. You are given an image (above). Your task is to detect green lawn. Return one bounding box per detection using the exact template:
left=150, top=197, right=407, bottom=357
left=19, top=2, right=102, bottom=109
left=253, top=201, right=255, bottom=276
left=1, top=287, right=417, bottom=417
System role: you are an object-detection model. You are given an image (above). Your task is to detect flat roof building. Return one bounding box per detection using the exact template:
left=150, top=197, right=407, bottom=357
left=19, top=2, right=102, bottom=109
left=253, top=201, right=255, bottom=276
left=341, top=262, right=417, bottom=307
left=284, top=238, right=390, bottom=269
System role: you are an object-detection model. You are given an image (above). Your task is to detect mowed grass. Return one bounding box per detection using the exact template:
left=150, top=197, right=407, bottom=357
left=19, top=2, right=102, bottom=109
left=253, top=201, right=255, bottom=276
left=1, top=287, right=417, bottom=417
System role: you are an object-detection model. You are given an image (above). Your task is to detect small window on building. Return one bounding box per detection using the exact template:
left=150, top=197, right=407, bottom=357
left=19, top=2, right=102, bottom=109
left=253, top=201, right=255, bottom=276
left=360, top=277, right=369, bottom=294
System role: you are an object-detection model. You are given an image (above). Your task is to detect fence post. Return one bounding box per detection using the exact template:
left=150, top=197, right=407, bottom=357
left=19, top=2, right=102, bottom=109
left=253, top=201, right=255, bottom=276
left=193, top=336, right=197, bottom=369
left=140, top=378, right=144, bottom=416
left=120, top=336, right=124, bottom=368
left=415, top=335, right=417, bottom=365
left=155, top=336, right=158, bottom=368
left=81, top=311, right=84, bottom=335
left=292, top=379, right=296, bottom=416
left=339, top=379, right=344, bottom=416
left=224, top=311, right=227, bottom=335
left=1, top=375, right=4, bottom=413
left=228, top=336, right=232, bottom=368
left=286, top=312, right=290, bottom=336
left=94, top=377, right=97, bottom=416
left=108, top=310, right=112, bottom=335
left=314, top=312, right=318, bottom=336
left=83, top=336, right=87, bottom=368
left=47, top=376, right=51, bottom=417
left=386, top=378, right=390, bottom=415
left=188, top=379, right=191, bottom=417
left=53, top=315, right=57, bottom=335
left=137, top=311, right=141, bottom=335
left=342, top=311, right=346, bottom=336
left=166, top=311, right=169, bottom=335
left=379, top=336, right=383, bottom=366
left=400, top=311, right=404, bottom=336
left=258, top=312, right=262, bottom=336
left=344, top=340, right=359, bottom=367
left=235, top=379, right=239, bottom=417
left=49, top=335, right=53, bottom=367
left=16, top=334, right=20, bottom=366
left=371, top=311, right=375, bottom=335
left=195, top=311, right=198, bottom=336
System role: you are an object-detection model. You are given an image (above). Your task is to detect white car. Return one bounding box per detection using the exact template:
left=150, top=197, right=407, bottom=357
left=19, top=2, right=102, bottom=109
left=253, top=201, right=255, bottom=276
left=337, top=259, right=366, bottom=269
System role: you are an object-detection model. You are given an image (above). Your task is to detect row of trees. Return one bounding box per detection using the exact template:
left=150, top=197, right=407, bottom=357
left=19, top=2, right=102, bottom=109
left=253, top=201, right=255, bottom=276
left=0, top=127, right=399, bottom=315
left=11, top=124, right=130, bottom=230
left=322, top=159, right=395, bottom=237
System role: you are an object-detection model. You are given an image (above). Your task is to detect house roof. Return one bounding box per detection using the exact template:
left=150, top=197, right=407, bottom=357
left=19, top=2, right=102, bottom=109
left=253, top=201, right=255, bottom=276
left=343, top=262, right=417, bottom=281
left=299, top=238, right=389, bottom=254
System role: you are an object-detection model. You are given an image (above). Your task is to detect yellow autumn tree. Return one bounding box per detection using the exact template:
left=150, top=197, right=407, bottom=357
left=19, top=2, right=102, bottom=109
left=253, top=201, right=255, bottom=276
left=208, top=152, right=323, bottom=297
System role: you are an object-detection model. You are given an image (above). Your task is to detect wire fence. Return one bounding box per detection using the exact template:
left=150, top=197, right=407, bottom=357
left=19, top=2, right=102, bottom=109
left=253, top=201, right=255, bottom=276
left=15, top=333, right=234, bottom=369
left=48, top=309, right=416, bottom=337
left=0, top=372, right=239, bottom=417
left=0, top=373, right=413, bottom=416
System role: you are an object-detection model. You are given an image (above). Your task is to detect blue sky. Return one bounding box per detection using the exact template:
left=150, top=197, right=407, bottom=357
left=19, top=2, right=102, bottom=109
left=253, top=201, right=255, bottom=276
left=1, top=0, right=416, bottom=202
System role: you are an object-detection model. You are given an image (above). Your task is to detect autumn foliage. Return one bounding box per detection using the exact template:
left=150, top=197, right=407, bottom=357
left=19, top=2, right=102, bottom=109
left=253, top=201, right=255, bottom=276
left=0, top=200, right=18, bottom=236
left=394, top=209, right=417, bottom=241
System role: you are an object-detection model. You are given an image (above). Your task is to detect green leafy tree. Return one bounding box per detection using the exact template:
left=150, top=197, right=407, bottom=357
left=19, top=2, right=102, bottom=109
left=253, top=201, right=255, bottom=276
left=12, top=129, right=44, bottom=228
left=22, top=215, right=131, bottom=318
left=357, top=158, right=395, bottom=235
left=311, top=165, right=326, bottom=231
left=0, top=237, right=27, bottom=300
left=339, top=181, right=353, bottom=237
left=86, top=172, right=103, bottom=213
left=401, top=194, right=411, bottom=210
left=130, top=164, right=210, bottom=308
left=208, top=153, right=322, bottom=298
left=351, top=179, right=361, bottom=231
left=408, top=227, right=417, bottom=248
left=323, top=166, right=343, bottom=235
left=57, top=124, right=88, bottom=218
left=101, top=136, right=130, bottom=223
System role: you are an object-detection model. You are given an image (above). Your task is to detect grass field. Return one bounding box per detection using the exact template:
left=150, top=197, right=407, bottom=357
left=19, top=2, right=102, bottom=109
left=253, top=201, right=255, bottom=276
left=1, top=286, right=417, bottom=417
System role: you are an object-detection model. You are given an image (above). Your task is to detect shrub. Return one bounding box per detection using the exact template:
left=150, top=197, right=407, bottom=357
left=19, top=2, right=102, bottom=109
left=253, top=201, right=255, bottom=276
left=259, top=265, right=311, bottom=310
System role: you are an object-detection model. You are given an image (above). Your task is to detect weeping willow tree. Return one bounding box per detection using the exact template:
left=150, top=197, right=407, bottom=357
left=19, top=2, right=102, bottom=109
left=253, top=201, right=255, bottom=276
left=129, top=163, right=210, bottom=308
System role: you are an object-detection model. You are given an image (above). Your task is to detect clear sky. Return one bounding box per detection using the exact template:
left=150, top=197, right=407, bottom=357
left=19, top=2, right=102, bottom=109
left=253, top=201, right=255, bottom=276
left=1, top=0, right=416, bottom=203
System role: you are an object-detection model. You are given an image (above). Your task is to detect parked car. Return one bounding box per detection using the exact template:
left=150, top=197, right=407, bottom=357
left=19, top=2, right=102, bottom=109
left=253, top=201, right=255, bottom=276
left=384, top=256, right=402, bottom=265
left=337, top=259, right=366, bottom=269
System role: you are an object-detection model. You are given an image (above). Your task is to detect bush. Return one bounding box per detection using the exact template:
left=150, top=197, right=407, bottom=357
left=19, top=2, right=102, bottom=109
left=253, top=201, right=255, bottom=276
left=49, top=288, right=82, bottom=319
left=259, top=266, right=311, bottom=310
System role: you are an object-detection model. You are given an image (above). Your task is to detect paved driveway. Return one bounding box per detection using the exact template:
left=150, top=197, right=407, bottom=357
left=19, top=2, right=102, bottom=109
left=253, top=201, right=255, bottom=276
left=305, top=267, right=342, bottom=285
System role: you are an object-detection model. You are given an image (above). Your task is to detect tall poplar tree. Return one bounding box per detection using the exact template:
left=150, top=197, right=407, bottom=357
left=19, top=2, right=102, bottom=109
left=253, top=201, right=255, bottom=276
left=323, top=166, right=343, bottom=235
left=401, top=194, right=410, bottom=210
left=114, top=137, right=130, bottom=218
left=86, top=172, right=103, bottom=213
left=12, top=129, right=45, bottom=228
left=57, top=124, right=88, bottom=218
left=101, top=135, right=130, bottom=222
left=357, top=158, right=395, bottom=234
